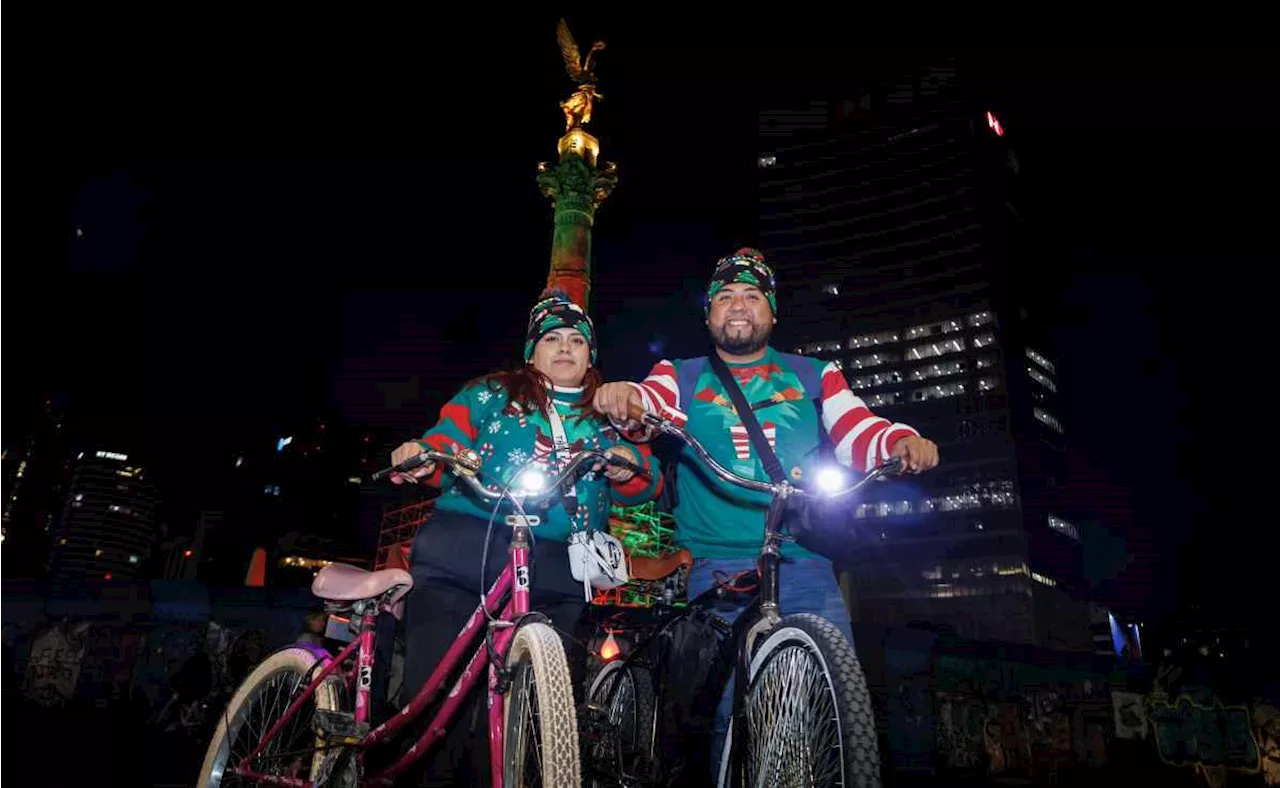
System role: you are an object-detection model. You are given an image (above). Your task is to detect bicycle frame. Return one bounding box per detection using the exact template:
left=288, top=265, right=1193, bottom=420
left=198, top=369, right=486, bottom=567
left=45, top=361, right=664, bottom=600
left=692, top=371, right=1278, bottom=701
left=228, top=523, right=537, bottom=788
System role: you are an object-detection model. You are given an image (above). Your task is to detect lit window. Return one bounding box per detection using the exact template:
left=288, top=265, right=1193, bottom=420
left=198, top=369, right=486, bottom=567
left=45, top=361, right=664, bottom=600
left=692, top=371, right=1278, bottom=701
left=849, top=352, right=897, bottom=369
left=1026, top=347, right=1056, bottom=374
left=977, top=377, right=999, bottom=392
left=975, top=356, right=995, bottom=370
left=972, top=333, right=996, bottom=349
left=904, top=337, right=965, bottom=361
left=1048, top=515, right=1080, bottom=541
left=758, top=154, right=777, bottom=168
left=109, top=505, right=121, bottom=512
left=347, top=476, right=363, bottom=485
left=847, top=329, right=900, bottom=349
left=1026, top=365, right=1057, bottom=392
left=908, top=360, right=965, bottom=382
left=95, top=549, right=103, bottom=557
left=235, top=456, right=244, bottom=468
left=1032, top=572, right=1056, bottom=587
left=911, top=381, right=966, bottom=402
left=865, top=391, right=902, bottom=407
left=823, top=283, right=840, bottom=296
left=851, top=370, right=904, bottom=390
left=75, top=493, right=84, bottom=502
left=96, top=450, right=128, bottom=461
left=128, top=555, right=139, bottom=564
left=967, top=311, right=995, bottom=328
left=1034, top=407, right=1063, bottom=433
left=906, top=323, right=935, bottom=340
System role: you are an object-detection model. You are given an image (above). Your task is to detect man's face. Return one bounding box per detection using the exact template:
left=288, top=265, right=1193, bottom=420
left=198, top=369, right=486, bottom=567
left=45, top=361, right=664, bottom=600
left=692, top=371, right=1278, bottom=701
left=707, top=282, right=775, bottom=355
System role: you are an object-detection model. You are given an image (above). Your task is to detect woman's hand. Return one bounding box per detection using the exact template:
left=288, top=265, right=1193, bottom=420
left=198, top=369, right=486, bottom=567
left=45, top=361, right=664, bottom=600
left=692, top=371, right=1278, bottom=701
left=600, top=445, right=640, bottom=483
left=389, top=441, right=435, bottom=485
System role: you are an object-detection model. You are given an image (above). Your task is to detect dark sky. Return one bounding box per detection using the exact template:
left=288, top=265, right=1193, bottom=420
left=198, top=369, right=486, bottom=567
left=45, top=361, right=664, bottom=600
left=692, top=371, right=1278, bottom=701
left=9, top=19, right=1275, bottom=628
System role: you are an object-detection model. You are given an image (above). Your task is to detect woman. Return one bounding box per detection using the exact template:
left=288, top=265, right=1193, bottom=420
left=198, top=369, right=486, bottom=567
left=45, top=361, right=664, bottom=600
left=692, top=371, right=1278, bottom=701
left=388, top=293, right=662, bottom=785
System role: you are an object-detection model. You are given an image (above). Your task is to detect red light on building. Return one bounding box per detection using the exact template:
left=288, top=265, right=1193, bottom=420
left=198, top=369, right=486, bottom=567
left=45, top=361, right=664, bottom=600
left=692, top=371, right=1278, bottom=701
left=986, top=111, right=1005, bottom=137
left=184, top=549, right=194, bottom=558
left=104, top=572, right=113, bottom=580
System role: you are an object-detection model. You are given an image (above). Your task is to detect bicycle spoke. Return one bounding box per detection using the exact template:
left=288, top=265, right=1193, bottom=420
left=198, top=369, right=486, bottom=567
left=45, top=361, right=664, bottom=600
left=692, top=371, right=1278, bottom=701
left=745, top=644, right=842, bottom=787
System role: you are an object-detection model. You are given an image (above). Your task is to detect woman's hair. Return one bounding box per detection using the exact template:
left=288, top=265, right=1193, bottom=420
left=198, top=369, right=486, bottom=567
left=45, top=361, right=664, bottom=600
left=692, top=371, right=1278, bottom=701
left=471, top=364, right=604, bottom=423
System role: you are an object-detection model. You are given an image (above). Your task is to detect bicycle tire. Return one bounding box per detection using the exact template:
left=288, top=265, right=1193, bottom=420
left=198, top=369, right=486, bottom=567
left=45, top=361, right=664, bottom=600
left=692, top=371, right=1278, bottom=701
left=503, top=622, right=582, bottom=787
left=586, top=660, right=657, bottom=785
left=719, top=614, right=880, bottom=788
left=197, top=646, right=346, bottom=786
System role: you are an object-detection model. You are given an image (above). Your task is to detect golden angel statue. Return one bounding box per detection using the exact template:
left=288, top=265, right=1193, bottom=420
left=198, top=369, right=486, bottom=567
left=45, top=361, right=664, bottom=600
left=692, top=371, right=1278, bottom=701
left=557, top=18, right=605, bottom=131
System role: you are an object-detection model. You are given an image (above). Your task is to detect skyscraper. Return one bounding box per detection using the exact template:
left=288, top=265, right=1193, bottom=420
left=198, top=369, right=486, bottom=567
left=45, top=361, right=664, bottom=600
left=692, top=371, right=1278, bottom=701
left=47, top=449, right=158, bottom=582
left=2, top=394, right=69, bottom=570
left=758, top=58, right=1089, bottom=649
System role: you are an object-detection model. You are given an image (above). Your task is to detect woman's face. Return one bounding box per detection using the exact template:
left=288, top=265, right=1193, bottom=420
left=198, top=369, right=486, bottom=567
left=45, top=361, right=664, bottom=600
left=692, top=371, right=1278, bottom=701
left=530, top=327, right=590, bottom=387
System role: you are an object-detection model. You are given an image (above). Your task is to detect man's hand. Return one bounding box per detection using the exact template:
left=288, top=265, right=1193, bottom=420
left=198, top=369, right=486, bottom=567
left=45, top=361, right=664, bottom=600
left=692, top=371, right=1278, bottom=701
left=890, top=435, right=939, bottom=474
left=594, top=382, right=644, bottom=425
left=389, top=441, right=435, bottom=485
left=599, top=445, right=640, bottom=483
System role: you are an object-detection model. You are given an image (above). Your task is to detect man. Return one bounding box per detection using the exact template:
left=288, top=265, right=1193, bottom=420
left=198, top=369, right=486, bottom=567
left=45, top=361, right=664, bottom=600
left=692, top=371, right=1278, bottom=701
left=594, top=247, right=939, bottom=768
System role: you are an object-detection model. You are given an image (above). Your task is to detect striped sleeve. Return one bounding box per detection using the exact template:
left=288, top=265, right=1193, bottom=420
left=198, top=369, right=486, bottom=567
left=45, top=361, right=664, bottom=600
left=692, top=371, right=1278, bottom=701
left=611, top=359, right=688, bottom=441
left=415, top=384, right=484, bottom=487
left=818, top=361, right=919, bottom=473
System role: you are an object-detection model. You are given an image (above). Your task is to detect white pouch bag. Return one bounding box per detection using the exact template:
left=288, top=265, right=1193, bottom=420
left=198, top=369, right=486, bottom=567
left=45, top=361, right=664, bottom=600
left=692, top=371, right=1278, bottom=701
left=567, top=529, right=629, bottom=601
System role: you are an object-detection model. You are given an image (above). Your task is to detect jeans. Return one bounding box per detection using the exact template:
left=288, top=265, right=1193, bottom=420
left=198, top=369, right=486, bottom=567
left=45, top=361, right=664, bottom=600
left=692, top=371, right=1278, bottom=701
left=687, top=556, right=854, bottom=778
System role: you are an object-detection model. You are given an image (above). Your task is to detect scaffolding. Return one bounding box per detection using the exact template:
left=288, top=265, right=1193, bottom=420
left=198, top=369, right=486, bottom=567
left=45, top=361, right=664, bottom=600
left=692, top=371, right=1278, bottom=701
left=375, top=499, right=435, bottom=570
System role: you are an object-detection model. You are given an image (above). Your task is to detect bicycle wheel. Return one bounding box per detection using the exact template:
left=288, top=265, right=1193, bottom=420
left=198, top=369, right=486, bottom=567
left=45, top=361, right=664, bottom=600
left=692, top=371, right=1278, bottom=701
left=720, top=614, right=880, bottom=788
left=585, top=660, right=656, bottom=785
left=197, top=646, right=347, bottom=786
left=503, top=622, right=582, bottom=787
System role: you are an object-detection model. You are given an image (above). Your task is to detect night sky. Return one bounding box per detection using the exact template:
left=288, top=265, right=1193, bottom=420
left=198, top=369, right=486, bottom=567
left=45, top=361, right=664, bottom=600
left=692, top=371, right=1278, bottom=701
left=9, top=18, right=1275, bottom=634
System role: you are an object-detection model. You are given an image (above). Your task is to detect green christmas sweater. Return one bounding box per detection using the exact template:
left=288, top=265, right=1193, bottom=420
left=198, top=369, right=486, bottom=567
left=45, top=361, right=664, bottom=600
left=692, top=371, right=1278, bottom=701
left=624, top=347, right=919, bottom=559
left=416, top=380, right=663, bottom=543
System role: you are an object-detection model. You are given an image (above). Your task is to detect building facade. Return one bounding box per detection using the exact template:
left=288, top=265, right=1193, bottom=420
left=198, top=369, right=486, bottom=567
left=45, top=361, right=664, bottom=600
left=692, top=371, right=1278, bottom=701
left=47, top=449, right=158, bottom=582
left=758, top=59, right=1089, bottom=649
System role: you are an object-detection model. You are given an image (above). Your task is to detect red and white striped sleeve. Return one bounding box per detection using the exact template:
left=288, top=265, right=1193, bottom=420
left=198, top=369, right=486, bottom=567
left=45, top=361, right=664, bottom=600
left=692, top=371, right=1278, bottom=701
left=611, top=359, right=688, bottom=441
left=819, top=362, right=919, bottom=473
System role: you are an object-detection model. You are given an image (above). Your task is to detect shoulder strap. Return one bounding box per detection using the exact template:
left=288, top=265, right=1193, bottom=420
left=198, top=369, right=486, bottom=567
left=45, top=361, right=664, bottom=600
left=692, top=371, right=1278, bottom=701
left=675, top=357, right=707, bottom=413
left=706, top=353, right=787, bottom=484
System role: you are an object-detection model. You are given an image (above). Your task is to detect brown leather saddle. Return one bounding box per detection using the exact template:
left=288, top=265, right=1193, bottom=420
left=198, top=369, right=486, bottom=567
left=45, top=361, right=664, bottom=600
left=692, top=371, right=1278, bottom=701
left=627, top=547, right=693, bottom=582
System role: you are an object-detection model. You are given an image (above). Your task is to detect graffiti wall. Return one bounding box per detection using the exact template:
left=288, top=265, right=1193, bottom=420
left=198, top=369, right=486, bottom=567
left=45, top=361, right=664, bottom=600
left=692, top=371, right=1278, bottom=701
left=876, top=641, right=1279, bottom=787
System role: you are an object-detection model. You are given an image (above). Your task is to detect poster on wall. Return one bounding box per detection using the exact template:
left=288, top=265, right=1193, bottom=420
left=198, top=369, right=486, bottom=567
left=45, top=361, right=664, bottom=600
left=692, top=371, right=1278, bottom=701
left=24, top=625, right=87, bottom=707
left=1112, top=690, right=1148, bottom=740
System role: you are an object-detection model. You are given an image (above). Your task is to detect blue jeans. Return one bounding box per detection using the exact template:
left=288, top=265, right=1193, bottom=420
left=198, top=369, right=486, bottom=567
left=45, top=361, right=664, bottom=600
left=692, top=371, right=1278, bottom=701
left=687, top=557, right=854, bottom=777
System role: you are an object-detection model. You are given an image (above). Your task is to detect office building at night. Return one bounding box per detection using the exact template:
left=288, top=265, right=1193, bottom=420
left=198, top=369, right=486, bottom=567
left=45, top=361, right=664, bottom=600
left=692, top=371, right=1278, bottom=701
left=758, top=59, right=1089, bottom=649
left=47, top=449, right=158, bottom=582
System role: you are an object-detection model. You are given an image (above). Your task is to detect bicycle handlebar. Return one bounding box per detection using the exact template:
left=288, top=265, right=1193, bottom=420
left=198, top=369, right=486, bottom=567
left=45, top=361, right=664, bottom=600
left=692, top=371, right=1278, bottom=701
left=371, top=447, right=647, bottom=503
left=626, top=402, right=901, bottom=498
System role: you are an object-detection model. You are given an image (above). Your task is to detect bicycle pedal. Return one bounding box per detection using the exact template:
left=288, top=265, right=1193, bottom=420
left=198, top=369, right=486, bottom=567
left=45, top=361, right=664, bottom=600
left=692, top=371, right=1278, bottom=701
left=314, top=709, right=369, bottom=745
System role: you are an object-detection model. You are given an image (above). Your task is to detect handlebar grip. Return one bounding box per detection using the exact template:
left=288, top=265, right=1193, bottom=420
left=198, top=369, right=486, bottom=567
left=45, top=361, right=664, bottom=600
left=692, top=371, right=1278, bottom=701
left=605, top=455, right=649, bottom=478
left=626, top=401, right=649, bottom=424
left=371, top=452, right=433, bottom=482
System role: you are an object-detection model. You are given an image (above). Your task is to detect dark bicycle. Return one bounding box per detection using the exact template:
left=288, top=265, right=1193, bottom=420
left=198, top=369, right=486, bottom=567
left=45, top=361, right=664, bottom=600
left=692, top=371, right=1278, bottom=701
left=580, top=406, right=900, bottom=788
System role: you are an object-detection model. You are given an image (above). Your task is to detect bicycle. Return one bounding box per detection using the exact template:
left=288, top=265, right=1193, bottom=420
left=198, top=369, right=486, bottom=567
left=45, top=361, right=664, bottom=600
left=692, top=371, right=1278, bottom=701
left=198, top=445, right=646, bottom=787
left=582, top=405, right=901, bottom=788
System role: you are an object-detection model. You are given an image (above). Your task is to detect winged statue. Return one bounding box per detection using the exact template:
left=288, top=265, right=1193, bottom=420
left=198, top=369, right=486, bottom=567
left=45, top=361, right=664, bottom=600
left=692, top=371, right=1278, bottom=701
left=557, top=18, right=605, bottom=131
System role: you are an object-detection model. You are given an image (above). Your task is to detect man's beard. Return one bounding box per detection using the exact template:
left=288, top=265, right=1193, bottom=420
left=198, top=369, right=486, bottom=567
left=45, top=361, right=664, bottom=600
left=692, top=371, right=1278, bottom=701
left=711, top=320, right=772, bottom=355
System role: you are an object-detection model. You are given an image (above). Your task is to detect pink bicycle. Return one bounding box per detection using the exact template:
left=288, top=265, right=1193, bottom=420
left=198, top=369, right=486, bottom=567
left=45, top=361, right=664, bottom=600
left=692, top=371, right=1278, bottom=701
left=198, top=445, right=640, bottom=786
